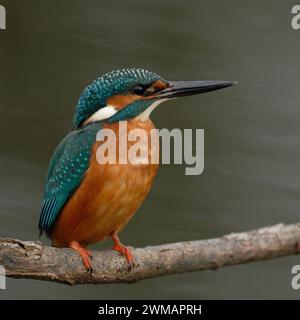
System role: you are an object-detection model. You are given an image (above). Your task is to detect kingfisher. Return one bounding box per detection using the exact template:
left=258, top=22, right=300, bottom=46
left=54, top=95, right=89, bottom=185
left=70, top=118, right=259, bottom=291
left=38, top=68, right=234, bottom=272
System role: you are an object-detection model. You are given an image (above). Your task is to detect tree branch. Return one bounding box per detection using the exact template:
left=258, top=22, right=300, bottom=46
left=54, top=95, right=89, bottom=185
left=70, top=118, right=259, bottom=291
left=0, top=223, right=300, bottom=285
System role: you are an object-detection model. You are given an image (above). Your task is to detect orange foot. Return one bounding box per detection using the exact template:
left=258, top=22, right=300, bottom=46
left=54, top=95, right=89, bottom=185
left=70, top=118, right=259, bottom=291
left=111, top=233, right=135, bottom=269
left=70, top=241, right=93, bottom=273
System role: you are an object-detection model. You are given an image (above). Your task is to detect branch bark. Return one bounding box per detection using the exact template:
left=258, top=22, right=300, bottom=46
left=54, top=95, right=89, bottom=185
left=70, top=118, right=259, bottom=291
left=0, top=223, right=300, bottom=285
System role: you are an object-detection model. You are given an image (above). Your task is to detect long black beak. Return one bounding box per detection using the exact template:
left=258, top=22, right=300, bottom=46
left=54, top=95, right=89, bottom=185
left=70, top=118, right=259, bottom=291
left=156, top=80, right=236, bottom=99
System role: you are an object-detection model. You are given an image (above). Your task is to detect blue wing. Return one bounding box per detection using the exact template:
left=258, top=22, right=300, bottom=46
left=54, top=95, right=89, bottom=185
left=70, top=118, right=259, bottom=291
left=39, top=122, right=101, bottom=235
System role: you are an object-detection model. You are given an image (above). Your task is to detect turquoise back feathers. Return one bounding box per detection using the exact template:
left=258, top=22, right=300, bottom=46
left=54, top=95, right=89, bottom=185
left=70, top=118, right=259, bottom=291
left=39, top=122, right=100, bottom=234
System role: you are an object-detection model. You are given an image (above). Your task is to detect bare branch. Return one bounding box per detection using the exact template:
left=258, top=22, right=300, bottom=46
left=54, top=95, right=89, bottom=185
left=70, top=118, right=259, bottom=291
left=0, top=223, right=300, bottom=285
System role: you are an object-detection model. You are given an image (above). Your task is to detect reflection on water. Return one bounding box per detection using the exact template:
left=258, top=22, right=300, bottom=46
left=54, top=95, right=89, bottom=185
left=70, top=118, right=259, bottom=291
left=1, top=0, right=300, bottom=299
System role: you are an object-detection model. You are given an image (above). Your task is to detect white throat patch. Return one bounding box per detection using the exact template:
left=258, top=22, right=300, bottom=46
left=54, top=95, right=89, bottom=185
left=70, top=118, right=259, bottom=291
left=136, top=99, right=168, bottom=121
left=83, top=105, right=117, bottom=125
left=83, top=99, right=169, bottom=125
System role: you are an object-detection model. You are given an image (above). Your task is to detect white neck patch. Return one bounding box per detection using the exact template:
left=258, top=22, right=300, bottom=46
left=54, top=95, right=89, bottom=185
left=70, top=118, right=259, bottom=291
left=136, top=99, right=168, bottom=121
left=83, top=99, right=169, bottom=125
left=83, top=105, right=117, bottom=125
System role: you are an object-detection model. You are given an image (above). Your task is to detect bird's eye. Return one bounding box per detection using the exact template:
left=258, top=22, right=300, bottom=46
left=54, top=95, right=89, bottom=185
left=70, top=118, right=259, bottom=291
left=132, top=85, right=147, bottom=95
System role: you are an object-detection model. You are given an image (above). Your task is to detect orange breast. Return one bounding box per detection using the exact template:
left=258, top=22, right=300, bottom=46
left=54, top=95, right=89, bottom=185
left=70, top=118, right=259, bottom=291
left=51, top=119, right=159, bottom=247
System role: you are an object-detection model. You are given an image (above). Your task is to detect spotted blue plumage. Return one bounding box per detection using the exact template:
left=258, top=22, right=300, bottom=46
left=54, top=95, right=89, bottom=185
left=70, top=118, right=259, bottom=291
left=74, top=68, right=163, bottom=128
left=39, top=122, right=100, bottom=234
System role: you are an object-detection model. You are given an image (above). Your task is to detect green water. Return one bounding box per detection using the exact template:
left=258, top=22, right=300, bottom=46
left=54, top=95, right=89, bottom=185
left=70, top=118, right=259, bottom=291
left=1, top=0, right=300, bottom=299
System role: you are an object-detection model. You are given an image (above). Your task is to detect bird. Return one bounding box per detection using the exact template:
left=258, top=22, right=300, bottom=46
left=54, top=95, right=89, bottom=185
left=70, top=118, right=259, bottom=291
left=38, top=68, right=234, bottom=272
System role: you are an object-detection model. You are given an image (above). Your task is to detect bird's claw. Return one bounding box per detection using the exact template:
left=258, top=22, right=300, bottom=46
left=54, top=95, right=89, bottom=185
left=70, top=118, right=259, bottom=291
left=112, top=244, right=135, bottom=271
left=69, top=241, right=93, bottom=274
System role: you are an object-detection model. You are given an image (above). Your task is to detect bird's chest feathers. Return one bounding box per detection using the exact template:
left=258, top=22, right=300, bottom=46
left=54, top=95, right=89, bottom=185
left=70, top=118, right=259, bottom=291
left=82, top=119, right=159, bottom=211
left=51, top=120, right=159, bottom=246
left=95, top=118, right=159, bottom=169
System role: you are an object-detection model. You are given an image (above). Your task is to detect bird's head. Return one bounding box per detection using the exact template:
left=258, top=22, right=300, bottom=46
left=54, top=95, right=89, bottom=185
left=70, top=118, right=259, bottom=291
left=74, top=68, right=235, bottom=128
